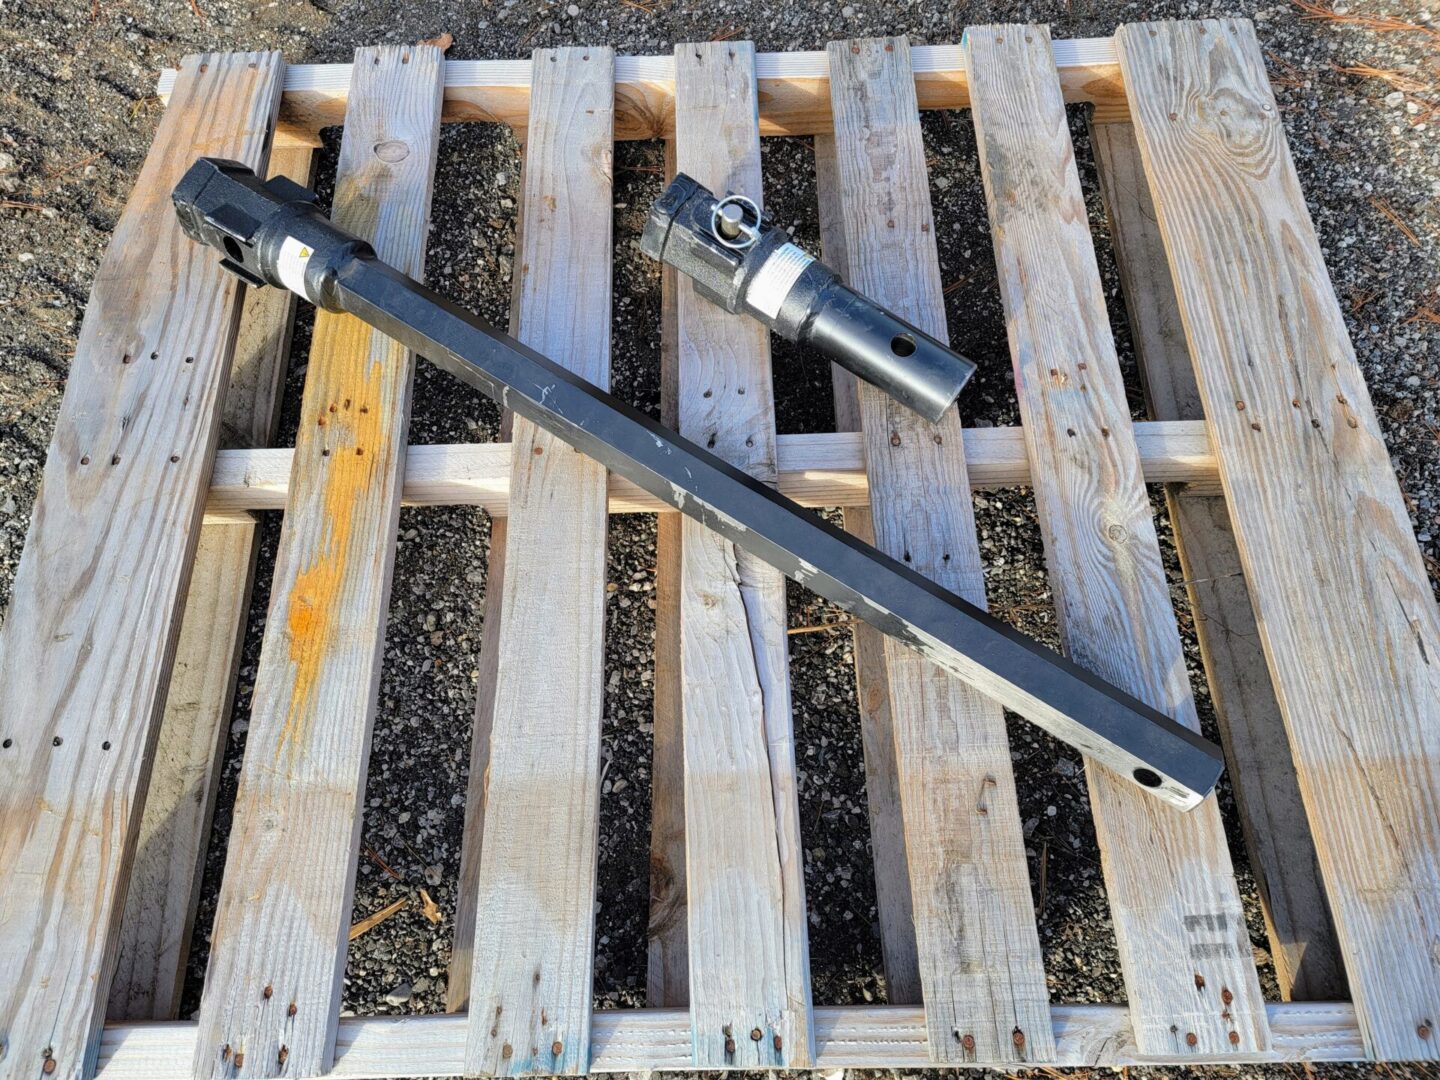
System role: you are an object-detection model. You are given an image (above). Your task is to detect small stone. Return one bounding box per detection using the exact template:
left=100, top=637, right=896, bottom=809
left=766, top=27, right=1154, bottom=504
left=425, top=864, right=443, bottom=885
left=567, top=3, right=579, bottom=14
left=17, top=252, right=34, bottom=264
left=1385, top=91, right=1406, bottom=108
left=841, top=4, right=855, bottom=14
left=0, top=151, right=14, bottom=170
left=384, top=983, right=412, bottom=1006
left=495, top=171, right=508, bottom=187
left=0, top=495, right=15, bottom=517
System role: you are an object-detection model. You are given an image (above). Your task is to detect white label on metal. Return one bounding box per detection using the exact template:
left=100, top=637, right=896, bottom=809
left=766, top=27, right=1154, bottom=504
left=746, top=242, right=814, bottom=320
left=276, top=235, right=314, bottom=300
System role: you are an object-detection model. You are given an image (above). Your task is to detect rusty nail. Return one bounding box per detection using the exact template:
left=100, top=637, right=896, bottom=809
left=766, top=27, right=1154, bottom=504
left=502, top=1043, right=514, bottom=1059
left=725, top=1038, right=737, bottom=1054
left=890, top=431, right=901, bottom=446
left=1221, top=987, right=1233, bottom=1005
left=959, top=1033, right=975, bottom=1051
left=552, top=1040, right=564, bottom=1056
left=1012, top=1028, right=1025, bottom=1049
left=1194, top=973, right=1206, bottom=990
left=263, top=984, right=273, bottom=999
left=773, top=1034, right=782, bottom=1052
left=278, top=1045, right=289, bottom=1065
left=533, top=445, right=544, bottom=455
left=1420, top=1023, right=1433, bottom=1040
left=750, top=1028, right=763, bottom=1041
left=43, top=1060, right=56, bottom=1075
left=288, top=1002, right=298, bottom=1017
left=234, top=1051, right=246, bottom=1068
left=1229, top=1030, right=1241, bottom=1046
left=1235, top=400, right=1245, bottom=411
left=1185, top=1032, right=1198, bottom=1048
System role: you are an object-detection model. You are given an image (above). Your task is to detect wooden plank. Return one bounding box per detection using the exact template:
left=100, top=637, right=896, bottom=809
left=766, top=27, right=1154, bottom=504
left=673, top=41, right=813, bottom=1068
left=826, top=36, right=1053, bottom=1065
left=445, top=515, right=503, bottom=1012
left=202, top=420, right=1218, bottom=519
left=0, top=51, right=282, bottom=1080
left=463, top=47, right=614, bottom=1077
left=1088, top=118, right=1347, bottom=1001
left=646, top=137, right=689, bottom=1010
left=191, top=44, right=443, bottom=1078
left=1117, top=17, right=1440, bottom=1061
left=156, top=40, right=1130, bottom=147
left=108, top=144, right=315, bottom=1025
left=446, top=134, right=535, bottom=1018
left=93, top=1000, right=1370, bottom=1075
left=812, top=131, right=920, bottom=1006
left=964, top=24, right=1269, bottom=1057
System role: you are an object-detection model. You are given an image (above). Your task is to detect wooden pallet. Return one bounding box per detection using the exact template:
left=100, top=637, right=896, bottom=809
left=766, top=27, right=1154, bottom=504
left=2, top=18, right=1438, bottom=1078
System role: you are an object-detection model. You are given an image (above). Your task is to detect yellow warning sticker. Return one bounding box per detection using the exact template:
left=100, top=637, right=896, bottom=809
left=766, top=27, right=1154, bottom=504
left=276, top=235, right=314, bottom=299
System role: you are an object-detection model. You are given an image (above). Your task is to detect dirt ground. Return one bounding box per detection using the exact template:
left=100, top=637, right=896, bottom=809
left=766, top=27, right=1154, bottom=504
left=2, top=0, right=1439, bottom=1077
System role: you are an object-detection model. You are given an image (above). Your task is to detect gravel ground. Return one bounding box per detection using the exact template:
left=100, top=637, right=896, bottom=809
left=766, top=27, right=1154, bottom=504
left=2, top=0, right=1439, bottom=1077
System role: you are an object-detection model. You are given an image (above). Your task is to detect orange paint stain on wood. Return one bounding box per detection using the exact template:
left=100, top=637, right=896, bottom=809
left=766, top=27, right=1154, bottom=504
left=277, top=312, right=401, bottom=763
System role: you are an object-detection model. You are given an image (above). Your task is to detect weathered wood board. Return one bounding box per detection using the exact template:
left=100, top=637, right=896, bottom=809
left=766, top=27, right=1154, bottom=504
left=673, top=40, right=814, bottom=1069
left=1119, top=17, right=1440, bottom=1061
left=827, top=35, right=1053, bottom=1064
left=0, top=50, right=283, bottom=1080
left=463, top=47, right=614, bottom=1077
left=191, top=44, right=443, bottom=1078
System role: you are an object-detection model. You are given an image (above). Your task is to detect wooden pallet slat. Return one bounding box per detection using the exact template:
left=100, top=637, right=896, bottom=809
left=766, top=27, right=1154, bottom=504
left=673, top=40, right=814, bottom=1069
left=94, top=1001, right=1371, bottom=1076
left=964, top=23, right=1270, bottom=1057
left=200, top=420, right=1217, bottom=519
left=1117, top=17, right=1440, bottom=1061
left=0, top=50, right=283, bottom=1080
left=826, top=35, right=1054, bottom=1064
left=191, top=44, right=443, bottom=1078
left=155, top=40, right=1130, bottom=146
left=109, top=144, right=316, bottom=1025
left=1088, top=117, right=1347, bottom=1002
left=812, top=132, right=922, bottom=1006
left=646, top=136, right=689, bottom=1011
left=447, top=120, right=535, bottom=1019
left=462, top=46, right=615, bottom=1077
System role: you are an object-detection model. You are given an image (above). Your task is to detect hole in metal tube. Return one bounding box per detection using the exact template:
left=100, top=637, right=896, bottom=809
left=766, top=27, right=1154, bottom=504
left=891, top=333, right=916, bottom=358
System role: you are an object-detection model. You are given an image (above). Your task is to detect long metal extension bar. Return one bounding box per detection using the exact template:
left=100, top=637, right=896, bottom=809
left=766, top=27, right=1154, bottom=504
left=173, top=158, right=1223, bottom=809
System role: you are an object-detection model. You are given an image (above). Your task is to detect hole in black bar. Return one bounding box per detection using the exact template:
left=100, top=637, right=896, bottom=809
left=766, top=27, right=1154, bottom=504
left=1132, top=767, right=1162, bottom=788
left=222, top=236, right=243, bottom=263
left=891, top=333, right=916, bottom=358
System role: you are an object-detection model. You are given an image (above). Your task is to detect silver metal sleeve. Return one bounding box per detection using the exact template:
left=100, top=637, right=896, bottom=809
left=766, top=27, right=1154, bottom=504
left=745, top=242, right=815, bottom=320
